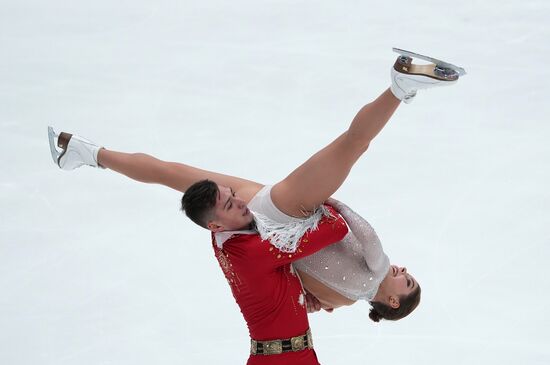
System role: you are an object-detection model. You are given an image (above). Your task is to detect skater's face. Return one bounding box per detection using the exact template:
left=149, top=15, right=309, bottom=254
left=381, top=265, right=418, bottom=309
left=207, top=185, right=254, bottom=232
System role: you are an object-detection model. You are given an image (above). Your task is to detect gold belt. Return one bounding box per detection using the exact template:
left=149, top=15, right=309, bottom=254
left=250, top=328, right=313, bottom=355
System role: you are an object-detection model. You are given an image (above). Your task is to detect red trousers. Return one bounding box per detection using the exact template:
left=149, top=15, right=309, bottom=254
left=247, top=348, right=320, bottom=365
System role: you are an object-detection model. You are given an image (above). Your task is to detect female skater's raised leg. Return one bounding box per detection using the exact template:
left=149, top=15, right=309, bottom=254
left=271, top=49, right=464, bottom=217
left=271, top=88, right=400, bottom=217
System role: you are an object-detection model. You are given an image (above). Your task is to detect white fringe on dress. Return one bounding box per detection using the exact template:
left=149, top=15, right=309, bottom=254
left=252, top=205, right=333, bottom=253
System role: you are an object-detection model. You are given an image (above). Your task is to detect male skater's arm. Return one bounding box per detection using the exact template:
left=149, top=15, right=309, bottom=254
left=97, top=149, right=263, bottom=202
left=244, top=205, right=349, bottom=268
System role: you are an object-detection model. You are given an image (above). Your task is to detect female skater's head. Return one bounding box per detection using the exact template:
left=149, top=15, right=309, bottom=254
left=181, top=179, right=254, bottom=231
left=368, top=265, right=421, bottom=322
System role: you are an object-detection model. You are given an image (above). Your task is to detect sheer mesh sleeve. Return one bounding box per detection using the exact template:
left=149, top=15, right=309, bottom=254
left=293, top=199, right=390, bottom=301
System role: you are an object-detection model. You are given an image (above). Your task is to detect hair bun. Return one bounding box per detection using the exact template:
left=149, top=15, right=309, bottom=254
left=369, top=308, right=382, bottom=323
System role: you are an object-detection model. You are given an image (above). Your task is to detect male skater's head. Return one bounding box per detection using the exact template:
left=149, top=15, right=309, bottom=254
left=181, top=179, right=254, bottom=232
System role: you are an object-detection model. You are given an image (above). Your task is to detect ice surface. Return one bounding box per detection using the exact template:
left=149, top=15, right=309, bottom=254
left=1, top=0, right=550, bottom=364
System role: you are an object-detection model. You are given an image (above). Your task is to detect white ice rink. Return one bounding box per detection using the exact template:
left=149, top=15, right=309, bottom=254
left=1, top=1, right=550, bottom=364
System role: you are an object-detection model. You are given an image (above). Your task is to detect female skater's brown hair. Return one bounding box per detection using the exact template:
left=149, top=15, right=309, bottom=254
left=369, top=285, right=421, bottom=322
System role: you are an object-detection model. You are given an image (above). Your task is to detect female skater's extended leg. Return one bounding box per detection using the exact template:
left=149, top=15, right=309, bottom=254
left=271, top=88, right=400, bottom=217
left=97, top=150, right=263, bottom=202
left=47, top=127, right=262, bottom=201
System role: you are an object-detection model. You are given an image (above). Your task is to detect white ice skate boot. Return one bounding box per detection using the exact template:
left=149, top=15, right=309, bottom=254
left=390, top=48, right=466, bottom=104
left=48, top=126, right=103, bottom=170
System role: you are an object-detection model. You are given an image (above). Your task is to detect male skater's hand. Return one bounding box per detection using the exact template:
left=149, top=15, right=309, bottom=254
left=305, top=291, right=322, bottom=313
left=325, top=197, right=344, bottom=212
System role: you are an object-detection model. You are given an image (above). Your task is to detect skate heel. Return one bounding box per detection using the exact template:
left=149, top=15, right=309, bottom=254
left=57, top=132, right=73, bottom=150
left=394, top=56, right=413, bottom=74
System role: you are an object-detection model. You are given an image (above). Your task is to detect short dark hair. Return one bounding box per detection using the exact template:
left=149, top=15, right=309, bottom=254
left=180, top=179, right=219, bottom=229
left=368, top=285, right=421, bottom=322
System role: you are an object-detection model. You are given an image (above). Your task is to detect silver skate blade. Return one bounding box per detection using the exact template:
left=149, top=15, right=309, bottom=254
left=393, top=47, right=467, bottom=76
left=47, top=126, right=61, bottom=165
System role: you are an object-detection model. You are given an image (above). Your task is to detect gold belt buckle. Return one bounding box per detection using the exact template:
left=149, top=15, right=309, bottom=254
left=264, top=340, right=283, bottom=355
left=290, top=335, right=305, bottom=351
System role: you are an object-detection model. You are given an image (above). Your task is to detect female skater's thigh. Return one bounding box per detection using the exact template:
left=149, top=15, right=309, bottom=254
left=271, top=133, right=366, bottom=217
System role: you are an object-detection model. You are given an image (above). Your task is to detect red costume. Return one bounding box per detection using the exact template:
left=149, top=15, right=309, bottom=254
left=212, top=206, right=348, bottom=365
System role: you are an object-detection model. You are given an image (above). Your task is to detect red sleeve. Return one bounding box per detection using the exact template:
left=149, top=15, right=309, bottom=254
left=251, top=205, right=349, bottom=269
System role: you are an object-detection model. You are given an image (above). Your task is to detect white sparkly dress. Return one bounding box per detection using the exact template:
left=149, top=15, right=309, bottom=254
left=247, top=186, right=390, bottom=302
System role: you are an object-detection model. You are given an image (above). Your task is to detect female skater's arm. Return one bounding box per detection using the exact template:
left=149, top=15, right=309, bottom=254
left=326, top=198, right=389, bottom=272
left=98, top=149, right=262, bottom=199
